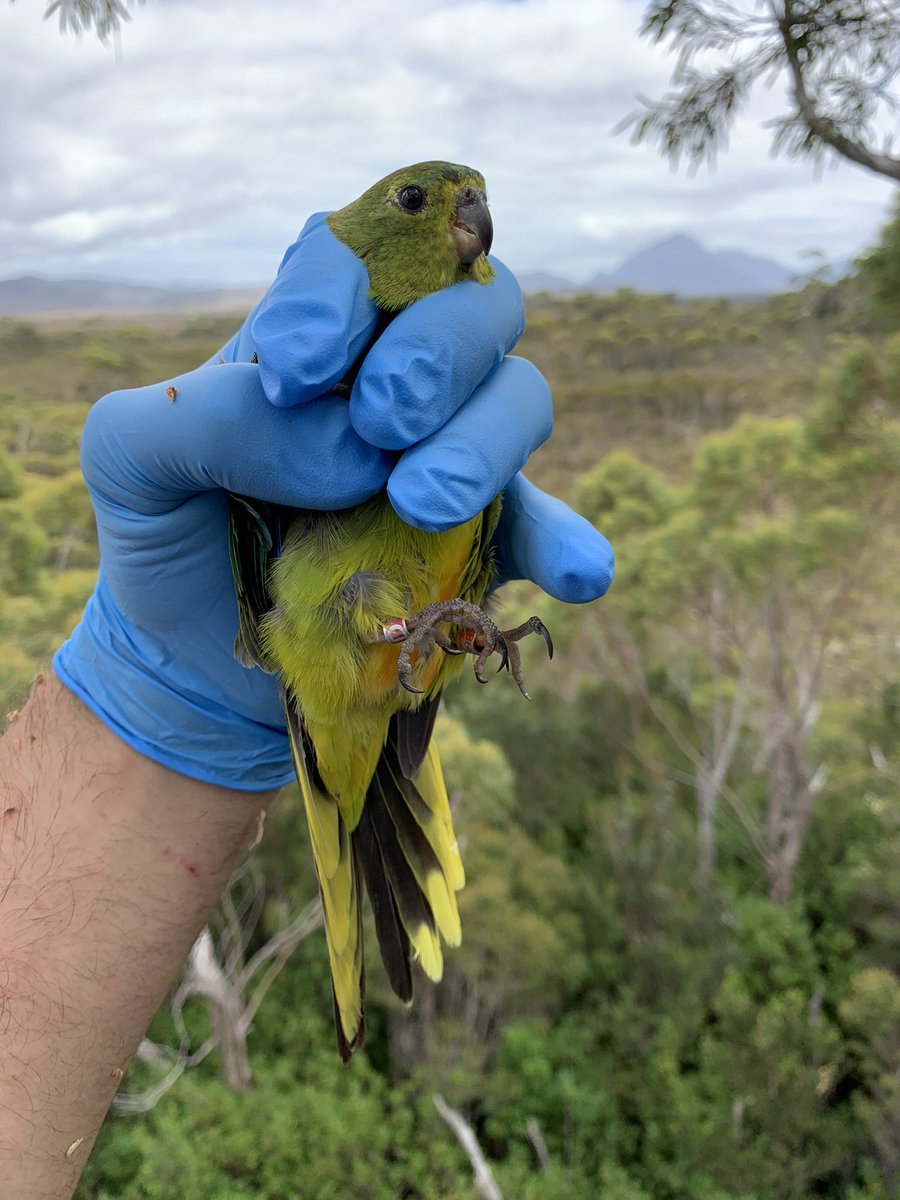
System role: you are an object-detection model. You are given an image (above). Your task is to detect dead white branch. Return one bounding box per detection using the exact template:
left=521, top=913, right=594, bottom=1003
left=526, top=1117, right=551, bottom=1171
left=433, top=1093, right=504, bottom=1200
left=181, top=928, right=251, bottom=1092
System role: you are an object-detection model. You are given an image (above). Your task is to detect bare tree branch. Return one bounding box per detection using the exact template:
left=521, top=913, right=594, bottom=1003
left=181, top=929, right=251, bottom=1092
left=433, top=1094, right=504, bottom=1200
left=526, top=1117, right=552, bottom=1171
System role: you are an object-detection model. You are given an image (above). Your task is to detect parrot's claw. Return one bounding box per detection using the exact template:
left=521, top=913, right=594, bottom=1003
left=493, top=616, right=554, bottom=700
left=495, top=638, right=510, bottom=673
left=472, top=632, right=506, bottom=685
left=385, top=601, right=552, bottom=698
left=503, top=616, right=554, bottom=661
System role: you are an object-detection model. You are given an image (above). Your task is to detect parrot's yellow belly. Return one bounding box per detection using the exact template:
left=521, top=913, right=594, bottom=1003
left=260, top=492, right=498, bottom=817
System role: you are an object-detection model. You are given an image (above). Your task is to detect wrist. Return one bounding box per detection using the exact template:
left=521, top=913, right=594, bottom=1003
left=53, top=577, right=294, bottom=793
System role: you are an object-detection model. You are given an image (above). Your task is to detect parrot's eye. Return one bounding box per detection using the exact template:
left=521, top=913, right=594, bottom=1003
left=397, top=185, right=426, bottom=213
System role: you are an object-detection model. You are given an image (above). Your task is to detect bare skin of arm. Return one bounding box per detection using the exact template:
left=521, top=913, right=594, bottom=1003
left=0, top=674, right=273, bottom=1200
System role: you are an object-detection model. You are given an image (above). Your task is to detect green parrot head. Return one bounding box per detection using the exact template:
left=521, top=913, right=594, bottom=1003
left=327, top=161, right=495, bottom=311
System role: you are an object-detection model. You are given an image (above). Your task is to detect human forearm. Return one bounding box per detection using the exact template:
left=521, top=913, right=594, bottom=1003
left=0, top=676, right=271, bottom=1200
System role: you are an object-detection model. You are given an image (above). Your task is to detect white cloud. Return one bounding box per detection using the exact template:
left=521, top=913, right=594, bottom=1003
left=0, top=0, right=894, bottom=285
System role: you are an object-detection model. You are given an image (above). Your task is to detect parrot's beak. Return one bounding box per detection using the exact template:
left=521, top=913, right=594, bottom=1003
left=451, top=187, right=493, bottom=264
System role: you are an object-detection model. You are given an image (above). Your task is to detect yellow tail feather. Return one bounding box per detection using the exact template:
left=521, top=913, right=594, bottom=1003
left=415, top=741, right=466, bottom=893
left=287, top=703, right=467, bottom=1055
left=410, top=924, right=444, bottom=982
left=290, top=719, right=363, bottom=1050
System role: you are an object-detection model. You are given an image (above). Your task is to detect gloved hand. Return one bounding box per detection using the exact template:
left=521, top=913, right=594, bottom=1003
left=54, top=215, right=614, bottom=791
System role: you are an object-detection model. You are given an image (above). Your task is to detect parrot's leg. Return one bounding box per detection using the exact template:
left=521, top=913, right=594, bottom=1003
left=400, top=600, right=508, bottom=696
left=375, top=602, right=552, bottom=699
left=375, top=599, right=509, bottom=694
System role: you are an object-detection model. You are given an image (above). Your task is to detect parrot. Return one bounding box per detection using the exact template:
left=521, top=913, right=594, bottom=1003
left=228, top=161, right=552, bottom=1061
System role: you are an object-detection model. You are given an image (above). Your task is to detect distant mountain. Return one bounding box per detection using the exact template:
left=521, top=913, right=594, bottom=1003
left=602, top=235, right=794, bottom=297
left=0, top=274, right=264, bottom=316
left=516, top=270, right=577, bottom=295
left=524, top=234, right=799, bottom=298
left=0, top=236, right=811, bottom=315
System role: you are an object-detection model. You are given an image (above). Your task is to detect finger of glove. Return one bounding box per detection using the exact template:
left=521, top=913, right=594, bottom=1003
left=250, top=213, right=380, bottom=407
left=493, top=473, right=615, bottom=603
left=350, top=258, right=526, bottom=450
left=386, top=356, right=551, bottom=532
left=81, top=363, right=393, bottom=516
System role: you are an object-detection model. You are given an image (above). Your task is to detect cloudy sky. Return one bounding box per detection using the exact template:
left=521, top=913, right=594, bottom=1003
left=2, top=0, right=896, bottom=287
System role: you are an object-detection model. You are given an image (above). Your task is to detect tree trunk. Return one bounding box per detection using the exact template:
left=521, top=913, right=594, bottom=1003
left=765, top=740, right=823, bottom=904
left=696, top=763, right=718, bottom=884
left=388, top=978, right=436, bottom=1079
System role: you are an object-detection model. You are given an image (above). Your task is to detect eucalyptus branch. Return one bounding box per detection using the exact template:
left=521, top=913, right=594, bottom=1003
left=625, top=0, right=900, bottom=181
left=776, top=0, right=900, bottom=180
left=39, top=0, right=146, bottom=41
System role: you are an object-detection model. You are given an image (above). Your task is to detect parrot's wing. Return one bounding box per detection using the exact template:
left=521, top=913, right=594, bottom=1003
left=285, top=697, right=366, bottom=1062
left=395, top=696, right=441, bottom=779
left=227, top=494, right=284, bottom=670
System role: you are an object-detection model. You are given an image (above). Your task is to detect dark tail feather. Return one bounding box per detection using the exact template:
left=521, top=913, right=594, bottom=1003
left=378, top=757, right=456, bottom=935
left=365, top=782, right=440, bottom=969
left=353, top=732, right=463, bottom=987
left=395, top=698, right=441, bottom=779
left=355, top=808, right=413, bottom=1003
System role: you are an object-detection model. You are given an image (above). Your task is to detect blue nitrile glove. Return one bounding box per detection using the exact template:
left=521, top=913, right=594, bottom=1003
left=55, top=214, right=614, bottom=791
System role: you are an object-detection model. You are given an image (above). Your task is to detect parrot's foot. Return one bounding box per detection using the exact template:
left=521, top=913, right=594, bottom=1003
left=389, top=600, right=506, bottom=694
left=374, top=601, right=552, bottom=699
